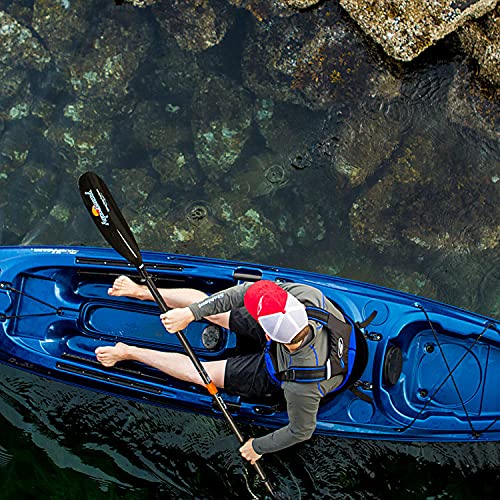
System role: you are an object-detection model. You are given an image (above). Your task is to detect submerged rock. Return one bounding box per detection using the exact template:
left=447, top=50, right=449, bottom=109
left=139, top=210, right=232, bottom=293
left=150, top=38, right=205, bottom=104
left=68, top=17, right=151, bottom=114
left=423, top=251, right=500, bottom=318
left=110, top=167, right=157, bottom=209
left=350, top=133, right=500, bottom=254
left=210, top=191, right=283, bottom=259
left=382, top=267, right=438, bottom=300
left=270, top=185, right=329, bottom=249
left=131, top=100, right=192, bottom=152
left=192, top=76, right=253, bottom=179
left=153, top=0, right=230, bottom=53
left=0, top=66, right=27, bottom=100
left=332, top=96, right=405, bottom=187
left=0, top=9, right=49, bottom=112
left=457, top=5, right=499, bottom=89
left=130, top=187, right=282, bottom=261
left=32, top=0, right=95, bottom=70
left=0, top=118, right=35, bottom=170
left=0, top=160, right=59, bottom=243
left=44, top=114, right=114, bottom=178
left=447, top=66, right=499, bottom=142
left=124, top=0, right=160, bottom=6
left=34, top=3, right=152, bottom=117
left=151, top=150, right=199, bottom=191
left=121, top=193, right=174, bottom=250
left=36, top=5, right=153, bottom=178
left=228, top=0, right=295, bottom=19
left=255, top=98, right=324, bottom=159
left=340, top=0, right=497, bottom=61
left=230, top=205, right=282, bottom=256
left=5, top=1, right=33, bottom=26
left=230, top=151, right=290, bottom=198
left=242, top=2, right=378, bottom=110
left=0, top=10, right=50, bottom=71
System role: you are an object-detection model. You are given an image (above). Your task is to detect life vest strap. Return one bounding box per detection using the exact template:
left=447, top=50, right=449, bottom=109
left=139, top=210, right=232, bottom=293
left=278, top=366, right=328, bottom=382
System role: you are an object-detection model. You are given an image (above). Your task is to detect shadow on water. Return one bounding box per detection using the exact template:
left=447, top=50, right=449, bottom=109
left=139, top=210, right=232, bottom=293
left=1, top=364, right=500, bottom=499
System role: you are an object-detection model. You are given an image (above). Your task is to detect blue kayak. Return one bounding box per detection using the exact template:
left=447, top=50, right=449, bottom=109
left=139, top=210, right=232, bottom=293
left=0, top=245, right=499, bottom=442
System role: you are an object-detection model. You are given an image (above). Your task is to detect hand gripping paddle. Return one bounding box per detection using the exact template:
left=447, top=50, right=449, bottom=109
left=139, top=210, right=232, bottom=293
left=78, top=171, right=278, bottom=498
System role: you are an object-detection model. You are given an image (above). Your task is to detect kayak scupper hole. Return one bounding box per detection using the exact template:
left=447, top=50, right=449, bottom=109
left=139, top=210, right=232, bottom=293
left=418, top=388, right=429, bottom=399
left=425, top=343, right=435, bottom=353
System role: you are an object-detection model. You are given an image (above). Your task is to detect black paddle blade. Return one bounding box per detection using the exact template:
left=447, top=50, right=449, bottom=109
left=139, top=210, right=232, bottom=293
left=78, top=171, right=143, bottom=268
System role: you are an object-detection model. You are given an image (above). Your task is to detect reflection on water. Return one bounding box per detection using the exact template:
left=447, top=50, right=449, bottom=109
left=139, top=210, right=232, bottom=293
left=1, top=363, right=500, bottom=499
left=0, top=0, right=499, bottom=498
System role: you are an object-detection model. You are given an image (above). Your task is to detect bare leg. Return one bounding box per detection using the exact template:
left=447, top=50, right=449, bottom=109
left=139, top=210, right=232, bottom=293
left=108, top=275, right=230, bottom=328
left=95, top=342, right=226, bottom=388
left=108, top=275, right=208, bottom=307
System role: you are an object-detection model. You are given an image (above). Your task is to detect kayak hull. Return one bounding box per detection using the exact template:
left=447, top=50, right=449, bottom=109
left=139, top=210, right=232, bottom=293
left=1, top=245, right=499, bottom=442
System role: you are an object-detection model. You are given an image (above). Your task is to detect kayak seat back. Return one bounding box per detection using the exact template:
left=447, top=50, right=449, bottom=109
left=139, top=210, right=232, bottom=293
left=320, top=324, right=369, bottom=405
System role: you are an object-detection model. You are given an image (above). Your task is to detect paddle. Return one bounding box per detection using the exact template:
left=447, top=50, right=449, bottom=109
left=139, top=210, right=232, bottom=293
left=78, top=171, right=278, bottom=498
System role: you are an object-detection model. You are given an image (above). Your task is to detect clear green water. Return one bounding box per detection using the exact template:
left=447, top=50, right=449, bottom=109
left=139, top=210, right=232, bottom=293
left=0, top=0, right=499, bottom=498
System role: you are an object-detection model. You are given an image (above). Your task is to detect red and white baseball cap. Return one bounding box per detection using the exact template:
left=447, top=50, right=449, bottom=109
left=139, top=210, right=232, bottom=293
left=244, top=280, right=308, bottom=343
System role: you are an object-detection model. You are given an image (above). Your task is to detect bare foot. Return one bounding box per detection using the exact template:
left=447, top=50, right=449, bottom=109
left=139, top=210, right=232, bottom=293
left=108, top=275, right=143, bottom=299
left=95, top=342, right=131, bottom=367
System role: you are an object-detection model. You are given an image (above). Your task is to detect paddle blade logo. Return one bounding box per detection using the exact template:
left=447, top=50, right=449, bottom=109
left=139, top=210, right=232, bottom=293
left=84, top=189, right=109, bottom=226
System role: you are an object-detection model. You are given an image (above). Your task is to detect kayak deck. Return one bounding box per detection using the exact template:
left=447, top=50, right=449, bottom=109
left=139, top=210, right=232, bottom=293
left=1, top=246, right=499, bottom=441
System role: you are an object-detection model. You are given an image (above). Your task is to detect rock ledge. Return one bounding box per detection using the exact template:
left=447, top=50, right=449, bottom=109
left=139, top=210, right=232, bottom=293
left=339, top=0, right=497, bottom=61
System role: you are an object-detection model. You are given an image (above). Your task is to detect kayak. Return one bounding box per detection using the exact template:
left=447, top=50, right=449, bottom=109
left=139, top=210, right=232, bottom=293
left=0, top=245, right=499, bottom=442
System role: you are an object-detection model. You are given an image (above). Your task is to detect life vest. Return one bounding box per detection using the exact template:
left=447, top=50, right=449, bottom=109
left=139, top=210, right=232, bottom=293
left=264, top=306, right=357, bottom=393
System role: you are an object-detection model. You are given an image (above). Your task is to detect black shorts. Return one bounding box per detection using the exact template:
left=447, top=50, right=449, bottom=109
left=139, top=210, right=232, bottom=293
left=224, top=307, right=283, bottom=403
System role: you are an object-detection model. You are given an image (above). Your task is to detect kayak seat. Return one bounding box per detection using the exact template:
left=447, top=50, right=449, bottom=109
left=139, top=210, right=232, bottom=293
left=347, top=326, right=370, bottom=386
left=320, top=325, right=369, bottom=405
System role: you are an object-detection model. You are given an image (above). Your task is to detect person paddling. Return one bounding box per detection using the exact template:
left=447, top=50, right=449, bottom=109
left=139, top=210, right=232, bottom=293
left=96, top=276, right=347, bottom=463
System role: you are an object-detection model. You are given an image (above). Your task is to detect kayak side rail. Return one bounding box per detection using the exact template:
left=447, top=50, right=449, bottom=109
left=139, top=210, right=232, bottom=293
left=75, top=256, right=184, bottom=272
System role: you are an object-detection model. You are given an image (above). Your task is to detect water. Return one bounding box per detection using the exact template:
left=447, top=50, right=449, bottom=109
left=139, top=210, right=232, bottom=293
left=0, top=0, right=499, bottom=498
left=1, top=363, right=499, bottom=499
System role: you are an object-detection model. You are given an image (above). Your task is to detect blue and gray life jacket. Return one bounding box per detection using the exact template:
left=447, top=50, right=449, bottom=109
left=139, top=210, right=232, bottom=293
left=264, top=306, right=367, bottom=393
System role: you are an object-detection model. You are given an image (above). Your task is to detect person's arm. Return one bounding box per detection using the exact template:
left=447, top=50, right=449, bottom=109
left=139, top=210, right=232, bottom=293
left=251, top=386, right=320, bottom=454
left=188, top=283, right=250, bottom=320
left=161, top=283, right=250, bottom=334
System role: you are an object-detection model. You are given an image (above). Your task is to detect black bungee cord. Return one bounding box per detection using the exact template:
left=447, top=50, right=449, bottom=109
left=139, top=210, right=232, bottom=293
left=395, top=303, right=498, bottom=438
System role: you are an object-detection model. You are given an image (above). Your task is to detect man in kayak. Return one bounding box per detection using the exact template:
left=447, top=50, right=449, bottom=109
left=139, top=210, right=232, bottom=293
left=95, top=275, right=346, bottom=464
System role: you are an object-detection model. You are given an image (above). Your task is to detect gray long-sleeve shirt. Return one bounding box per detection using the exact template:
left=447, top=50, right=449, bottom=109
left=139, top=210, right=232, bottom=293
left=188, top=282, right=345, bottom=454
